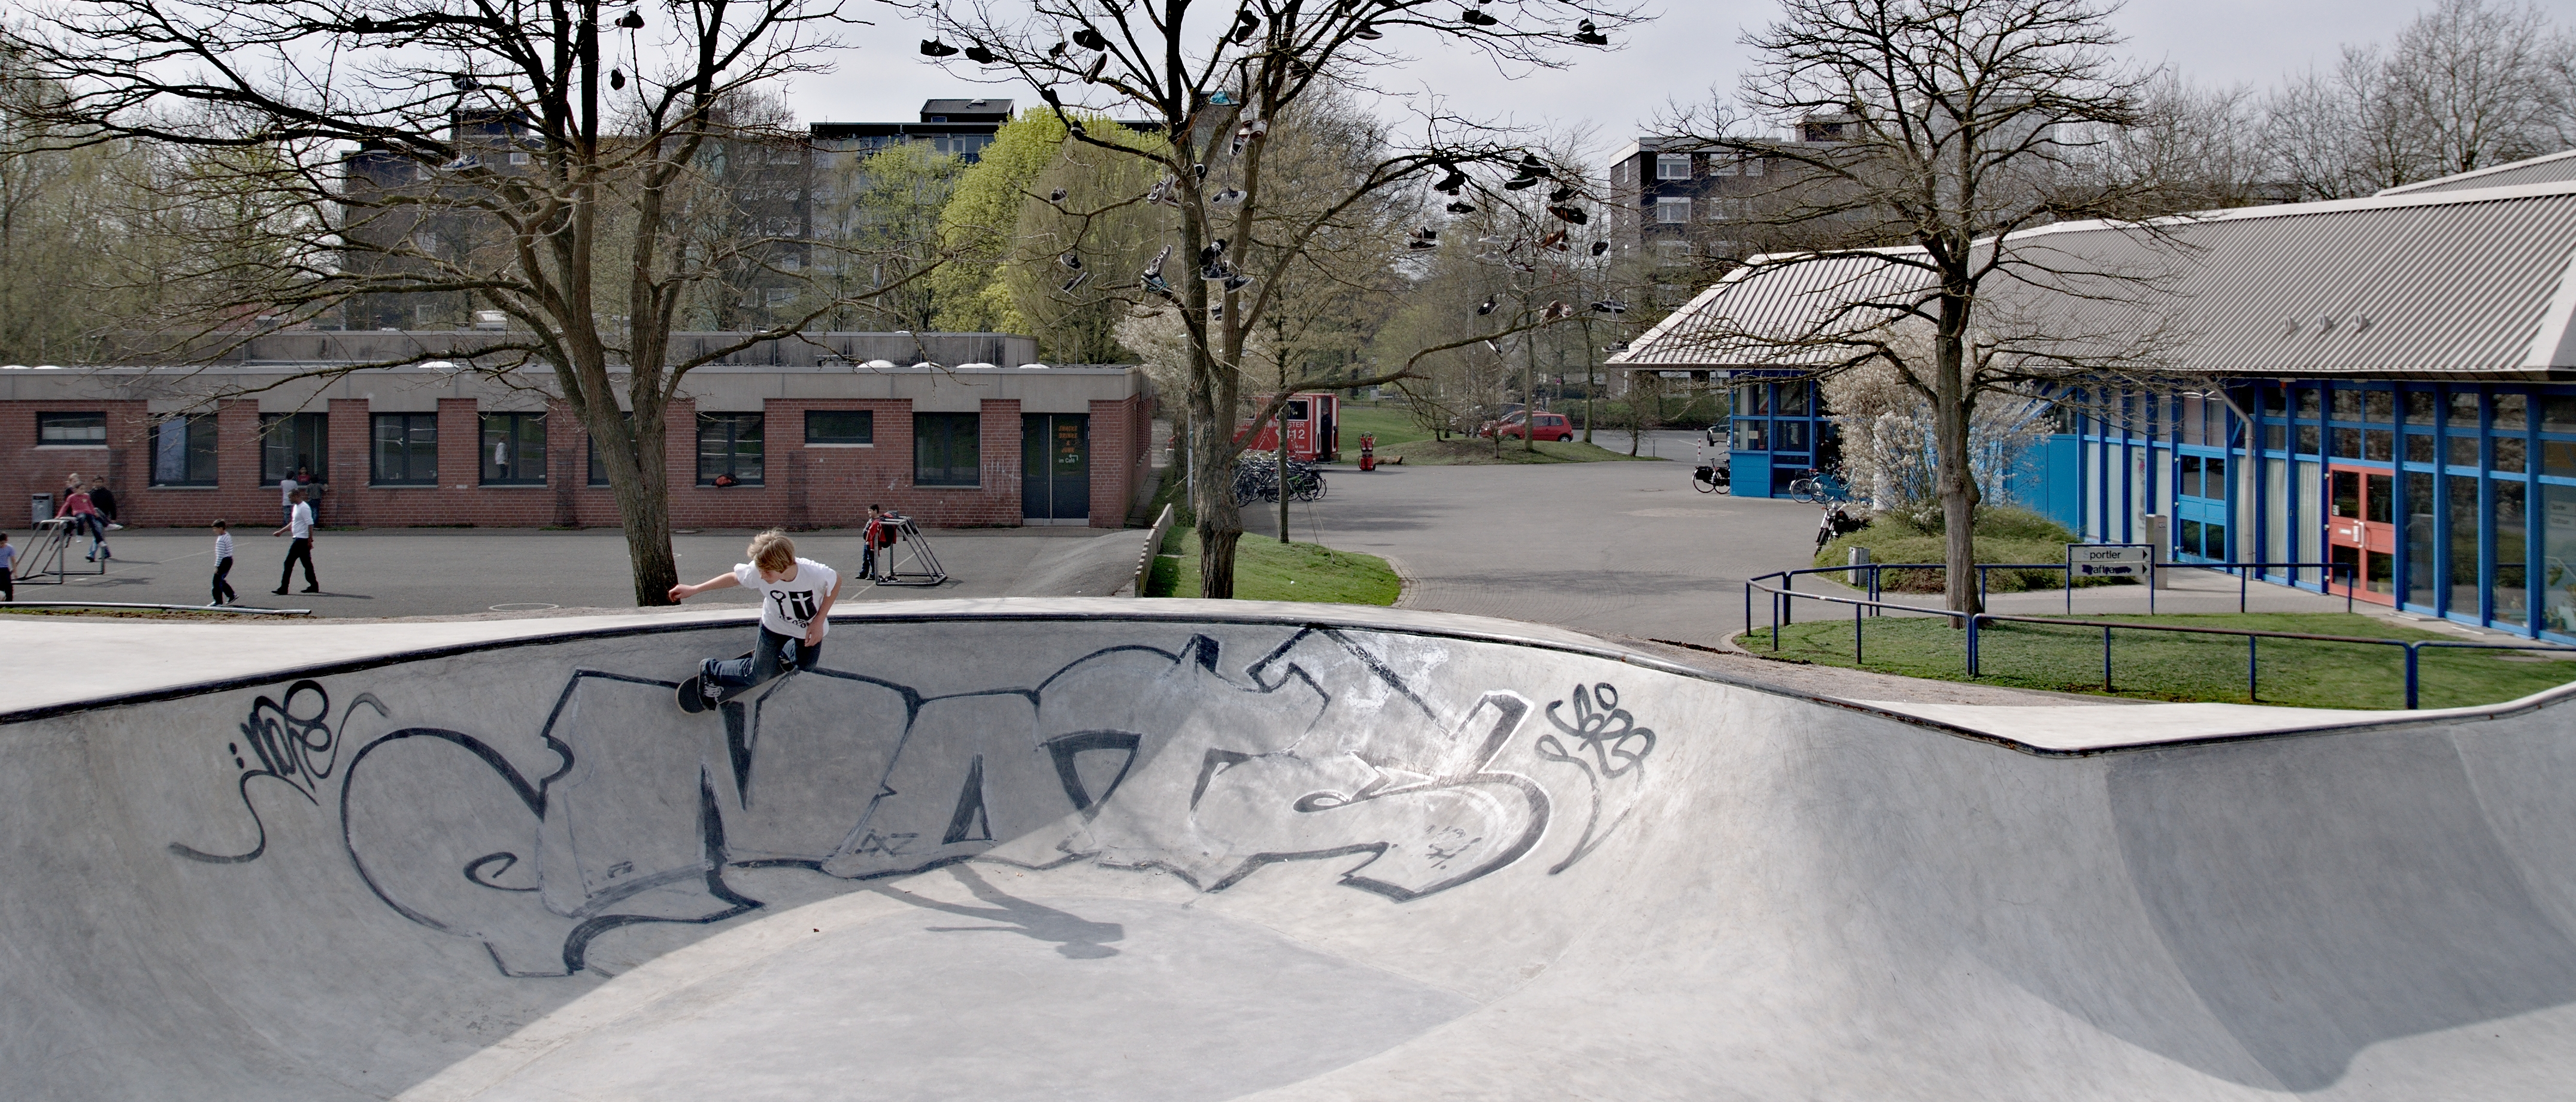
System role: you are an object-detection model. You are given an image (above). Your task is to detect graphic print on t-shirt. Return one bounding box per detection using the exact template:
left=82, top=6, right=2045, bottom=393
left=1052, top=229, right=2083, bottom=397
left=736, top=557, right=836, bottom=638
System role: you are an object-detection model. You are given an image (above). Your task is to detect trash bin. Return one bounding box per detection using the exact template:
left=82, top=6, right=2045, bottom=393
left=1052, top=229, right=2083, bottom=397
left=31, top=493, right=51, bottom=526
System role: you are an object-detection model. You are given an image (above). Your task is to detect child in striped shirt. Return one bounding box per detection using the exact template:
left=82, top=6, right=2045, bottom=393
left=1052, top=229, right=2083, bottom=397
left=210, top=520, right=238, bottom=607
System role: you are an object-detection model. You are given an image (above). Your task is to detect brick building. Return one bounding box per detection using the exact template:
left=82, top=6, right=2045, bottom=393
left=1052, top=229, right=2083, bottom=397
left=5, top=332, right=1154, bottom=531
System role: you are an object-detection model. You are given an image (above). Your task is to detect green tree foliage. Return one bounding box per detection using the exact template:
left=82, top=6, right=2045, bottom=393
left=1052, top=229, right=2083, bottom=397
left=928, top=110, right=1073, bottom=335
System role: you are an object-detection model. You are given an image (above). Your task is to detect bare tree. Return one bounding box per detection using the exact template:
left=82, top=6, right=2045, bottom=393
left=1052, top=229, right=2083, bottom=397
left=1659, top=0, right=2182, bottom=615
left=4, top=0, right=931, bottom=605
left=913, top=0, right=1635, bottom=597
left=2263, top=0, right=2575, bottom=199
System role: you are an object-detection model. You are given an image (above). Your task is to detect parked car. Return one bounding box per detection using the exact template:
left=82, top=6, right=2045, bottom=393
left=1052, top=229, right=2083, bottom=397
left=1481, top=412, right=1576, bottom=441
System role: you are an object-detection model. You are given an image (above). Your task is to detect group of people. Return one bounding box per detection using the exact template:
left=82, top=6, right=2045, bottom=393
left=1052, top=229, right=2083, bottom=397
left=0, top=474, right=121, bottom=601
left=211, top=473, right=322, bottom=606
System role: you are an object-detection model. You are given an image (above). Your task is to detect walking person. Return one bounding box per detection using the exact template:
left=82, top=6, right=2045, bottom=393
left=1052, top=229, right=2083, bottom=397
left=271, top=488, right=319, bottom=595
left=210, top=520, right=238, bottom=606
left=0, top=531, right=16, bottom=603
left=87, top=477, right=119, bottom=531
left=665, top=529, right=840, bottom=713
left=860, top=504, right=890, bottom=580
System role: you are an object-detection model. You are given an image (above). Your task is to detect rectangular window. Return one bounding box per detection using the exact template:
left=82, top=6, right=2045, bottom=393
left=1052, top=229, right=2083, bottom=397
left=2407, top=432, right=2436, bottom=464
left=2450, top=475, right=2482, bottom=616
left=371, top=413, right=439, bottom=485
left=765, top=287, right=795, bottom=307
left=2405, top=391, right=2436, bottom=426
left=2449, top=435, right=2479, bottom=469
left=2495, top=393, right=2527, bottom=430
left=913, top=411, right=981, bottom=486
left=1654, top=197, right=1690, bottom=223
left=259, top=413, right=328, bottom=485
left=37, top=411, right=107, bottom=446
left=1744, top=155, right=1764, bottom=177
left=2365, top=429, right=2393, bottom=462
left=2298, top=425, right=2320, bottom=455
left=508, top=150, right=531, bottom=165
left=480, top=412, right=547, bottom=485
left=1655, top=153, right=1692, bottom=180
left=1712, top=154, right=1738, bottom=176
left=152, top=415, right=218, bottom=486
left=1774, top=419, right=1810, bottom=454
left=805, top=409, right=875, bottom=445
left=2498, top=479, right=2529, bottom=627
left=2543, top=394, right=2576, bottom=434
left=2543, top=483, right=2576, bottom=635
left=1777, top=382, right=1811, bottom=417
left=696, top=412, right=765, bottom=485
left=2333, top=427, right=2362, bottom=459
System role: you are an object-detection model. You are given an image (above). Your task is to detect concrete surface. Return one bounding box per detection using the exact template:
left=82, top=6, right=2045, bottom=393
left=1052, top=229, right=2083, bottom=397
left=7, top=601, right=2576, bottom=1100
left=1241, top=458, right=1813, bottom=648
left=0, top=525, right=1141, bottom=616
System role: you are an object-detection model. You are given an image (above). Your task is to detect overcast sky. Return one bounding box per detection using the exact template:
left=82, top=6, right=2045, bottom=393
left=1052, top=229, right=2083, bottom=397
left=783, top=0, right=2436, bottom=141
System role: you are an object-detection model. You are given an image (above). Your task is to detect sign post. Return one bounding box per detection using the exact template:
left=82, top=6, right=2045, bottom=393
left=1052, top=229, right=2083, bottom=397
left=2065, top=543, right=2154, bottom=615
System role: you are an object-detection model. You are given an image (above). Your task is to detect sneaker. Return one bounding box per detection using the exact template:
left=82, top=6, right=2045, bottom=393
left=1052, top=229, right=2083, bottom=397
left=272, top=588, right=289, bottom=595
left=302, top=588, right=321, bottom=594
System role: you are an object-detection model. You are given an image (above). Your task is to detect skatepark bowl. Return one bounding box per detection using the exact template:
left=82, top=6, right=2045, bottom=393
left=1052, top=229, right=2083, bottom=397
left=8, top=598, right=2576, bottom=1101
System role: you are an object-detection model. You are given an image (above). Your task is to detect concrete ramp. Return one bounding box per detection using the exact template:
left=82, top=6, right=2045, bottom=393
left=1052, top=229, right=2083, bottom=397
left=4, top=601, right=2575, bottom=1100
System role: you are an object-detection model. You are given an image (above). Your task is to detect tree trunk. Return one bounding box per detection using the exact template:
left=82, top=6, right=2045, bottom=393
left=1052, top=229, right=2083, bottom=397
left=1276, top=405, right=1290, bottom=543
left=1521, top=333, right=1538, bottom=453
left=1933, top=302, right=1982, bottom=617
left=1199, top=525, right=1242, bottom=600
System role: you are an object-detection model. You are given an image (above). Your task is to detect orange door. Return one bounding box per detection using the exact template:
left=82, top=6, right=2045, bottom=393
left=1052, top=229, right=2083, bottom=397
left=2326, top=467, right=2398, bottom=604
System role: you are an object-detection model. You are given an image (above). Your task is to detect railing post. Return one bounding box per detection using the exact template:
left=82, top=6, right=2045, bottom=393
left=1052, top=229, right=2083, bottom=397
left=1854, top=599, right=1863, bottom=664
left=1782, top=574, right=1794, bottom=626
left=2240, top=568, right=2248, bottom=614
left=1978, top=565, right=1989, bottom=611
left=2065, top=564, right=2074, bottom=616
left=1771, top=590, right=1781, bottom=652
left=2247, top=634, right=2257, bottom=701
left=1744, top=581, right=1753, bottom=641
left=2148, top=561, right=2157, bottom=616
left=2103, top=625, right=2114, bottom=692
left=2405, top=643, right=2419, bottom=709
left=1966, top=614, right=1981, bottom=676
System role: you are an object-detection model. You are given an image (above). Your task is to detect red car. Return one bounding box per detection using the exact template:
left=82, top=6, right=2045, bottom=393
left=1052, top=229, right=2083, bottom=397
left=1482, top=412, right=1575, bottom=441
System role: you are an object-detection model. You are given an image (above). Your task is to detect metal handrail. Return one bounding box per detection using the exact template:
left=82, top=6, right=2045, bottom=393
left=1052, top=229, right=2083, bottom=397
left=1741, top=564, right=2573, bottom=709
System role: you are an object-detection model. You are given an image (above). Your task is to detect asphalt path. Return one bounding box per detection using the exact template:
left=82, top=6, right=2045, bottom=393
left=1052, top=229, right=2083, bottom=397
left=1243, top=450, right=1819, bottom=648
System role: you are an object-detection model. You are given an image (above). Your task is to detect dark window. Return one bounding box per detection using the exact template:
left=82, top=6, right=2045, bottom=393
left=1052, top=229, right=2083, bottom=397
left=481, top=412, right=547, bottom=485
left=37, top=411, right=106, bottom=446
left=2406, top=433, right=2435, bottom=464
left=2448, top=435, right=2479, bottom=469
left=2405, top=392, right=2436, bottom=426
left=805, top=409, right=875, bottom=445
left=259, top=413, right=328, bottom=485
left=2363, top=390, right=2393, bottom=422
left=2543, top=394, right=2576, bottom=434
left=2494, top=393, right=2527, bottom=430
left=913, top=411, right=981, bottom=486
left=2333, top=427, right=2362, bottom=459
left=152, top=415, right=218, bottom=486
left=2496, top=436, right=2526, bottom=473
left=697, top=412, right=764, bottom=485
left=2297, top=425, right=2320, bottom=455
left=2365, top=429, right=2393, bottom=462
left=372, top=413, right=439, bottom=485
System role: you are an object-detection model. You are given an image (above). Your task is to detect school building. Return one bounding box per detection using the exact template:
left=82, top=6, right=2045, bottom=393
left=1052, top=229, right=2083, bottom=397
left=3, top=331, right=1155, bottom=532
left=1610, top=151, right=2576, bottom=642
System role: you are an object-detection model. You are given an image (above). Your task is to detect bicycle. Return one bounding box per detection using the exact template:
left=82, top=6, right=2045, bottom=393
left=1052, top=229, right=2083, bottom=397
left=1787, top=467, right=1848, bottom=504
left=1691, top=463, right=1731, bottom=495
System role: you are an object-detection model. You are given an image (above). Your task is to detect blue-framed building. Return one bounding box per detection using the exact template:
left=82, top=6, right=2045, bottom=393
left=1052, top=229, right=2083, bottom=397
left=1610, top=151, right=2576, bottom=641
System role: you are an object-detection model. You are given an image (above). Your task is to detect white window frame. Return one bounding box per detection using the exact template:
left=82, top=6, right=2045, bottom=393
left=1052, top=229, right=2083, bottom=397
left=1654, top=196, right=1690, bottom=224
left=1655, top=153, right=1692, bottom=180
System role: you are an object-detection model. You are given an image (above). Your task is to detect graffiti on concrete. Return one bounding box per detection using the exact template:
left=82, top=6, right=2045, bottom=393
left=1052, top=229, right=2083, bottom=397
left=1534, top=682, right=1657, bottom=874
left=171, top=628, right=1657, bottom=976
left=169, top=679, right=387, bottom=865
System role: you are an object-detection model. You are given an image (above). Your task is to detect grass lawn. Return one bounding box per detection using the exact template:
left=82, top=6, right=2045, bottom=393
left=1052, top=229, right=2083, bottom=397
left=1147, top=526, right=1402, bottom=604
left=1735, top=611, right=2576, bottom=710
left=1816, top=506, right=2130, bottom=594
left=1371, top=438, right=1660, bottom=466
left=1331, top=404, right=1658, bottom=465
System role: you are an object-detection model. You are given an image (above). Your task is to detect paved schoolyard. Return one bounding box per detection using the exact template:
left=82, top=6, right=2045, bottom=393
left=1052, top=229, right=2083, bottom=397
left=0, top=524, right=1122, bottom=619
left=1241, top=453, right=1819, bottom=649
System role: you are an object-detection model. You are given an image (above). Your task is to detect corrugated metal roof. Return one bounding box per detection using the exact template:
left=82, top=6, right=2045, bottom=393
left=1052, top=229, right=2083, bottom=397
left=2378, top=150, right=2576, bottom=195
left=1611, top=175, right=2576, bottom=377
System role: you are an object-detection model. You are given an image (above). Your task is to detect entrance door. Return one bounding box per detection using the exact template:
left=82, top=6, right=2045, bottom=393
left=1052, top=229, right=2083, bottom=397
left=1022, top=414, right=1090, bottom=524
left=2326, top=465, right=2396, bottom=604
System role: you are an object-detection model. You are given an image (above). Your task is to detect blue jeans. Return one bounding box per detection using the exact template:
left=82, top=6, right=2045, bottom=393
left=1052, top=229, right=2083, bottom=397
left=704, top=627, right=819, bottom=704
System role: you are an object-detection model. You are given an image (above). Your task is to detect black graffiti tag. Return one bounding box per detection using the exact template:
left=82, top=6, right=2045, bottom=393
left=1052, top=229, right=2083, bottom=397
left=170, top=680, right=387, bottom=864
left=1534, top=682, right=1656, bottom=874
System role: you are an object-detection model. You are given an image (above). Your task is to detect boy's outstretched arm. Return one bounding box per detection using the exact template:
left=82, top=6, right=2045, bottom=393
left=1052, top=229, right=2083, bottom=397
left=804, top=575, right=844, bottom=646
left=668, top=573, right=742, bottom=603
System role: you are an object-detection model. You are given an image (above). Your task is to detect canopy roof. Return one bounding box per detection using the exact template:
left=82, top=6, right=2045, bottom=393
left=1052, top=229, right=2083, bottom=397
left=1611, top=165, right=2576, bottom=380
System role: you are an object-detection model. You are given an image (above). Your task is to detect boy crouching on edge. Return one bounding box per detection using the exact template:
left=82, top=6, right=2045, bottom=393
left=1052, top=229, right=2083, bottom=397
left=667, top=529, right=841, bottom=713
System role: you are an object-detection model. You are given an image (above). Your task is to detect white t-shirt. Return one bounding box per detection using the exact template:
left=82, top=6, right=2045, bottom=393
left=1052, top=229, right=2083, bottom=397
left=281, top=477, right=298, bottom=504
left=734, top=558, right=837, bottom=638
left=287, top=501, right=313, bottom=540
left=214, top=532, right=235, bottom=560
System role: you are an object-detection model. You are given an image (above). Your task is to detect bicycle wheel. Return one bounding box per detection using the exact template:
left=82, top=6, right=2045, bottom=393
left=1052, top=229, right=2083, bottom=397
left=1692, top=467, right=1717, bottom=493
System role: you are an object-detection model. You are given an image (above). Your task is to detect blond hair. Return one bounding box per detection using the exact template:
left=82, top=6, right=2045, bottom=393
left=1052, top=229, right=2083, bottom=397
left=747, top=529, right=798, bottom=571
